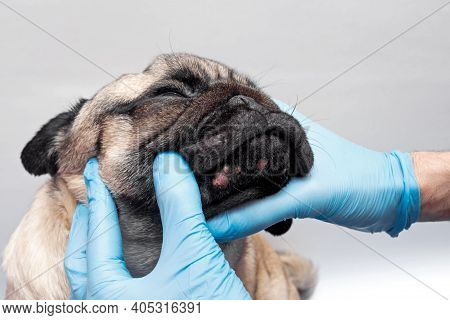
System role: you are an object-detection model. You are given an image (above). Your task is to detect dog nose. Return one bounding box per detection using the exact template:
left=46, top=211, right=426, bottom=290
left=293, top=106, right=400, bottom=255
left=228, top=95, right=251, bottom=107
left=227, top=95, right=268, bottom=114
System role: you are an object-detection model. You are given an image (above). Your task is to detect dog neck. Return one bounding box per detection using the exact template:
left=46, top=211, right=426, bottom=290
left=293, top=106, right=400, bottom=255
left=59, top=173, right=246, bottom=277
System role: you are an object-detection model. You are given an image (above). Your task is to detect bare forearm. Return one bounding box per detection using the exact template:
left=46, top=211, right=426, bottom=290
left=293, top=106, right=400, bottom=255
left=412, top=152, right=450, bottom=221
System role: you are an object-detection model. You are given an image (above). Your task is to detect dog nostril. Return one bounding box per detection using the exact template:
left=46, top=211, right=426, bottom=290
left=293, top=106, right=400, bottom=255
left=227, top=95, right=269, bottom=117
left=227, top=95, right=252, bottom=108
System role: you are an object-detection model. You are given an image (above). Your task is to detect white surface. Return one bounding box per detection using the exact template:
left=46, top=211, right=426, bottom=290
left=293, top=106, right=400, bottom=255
left=1, top=0, right=449, bottom=299
left=266, top=220, right=450, bottom=299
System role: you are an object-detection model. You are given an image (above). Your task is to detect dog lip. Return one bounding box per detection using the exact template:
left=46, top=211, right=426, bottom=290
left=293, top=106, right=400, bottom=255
left=182, top=113, right=273, bottom=173
left=179, top=125, right=264, bottom=174
left=179, top=106, right=312, bottom=183
left=192, top=133, right=287, bottom=179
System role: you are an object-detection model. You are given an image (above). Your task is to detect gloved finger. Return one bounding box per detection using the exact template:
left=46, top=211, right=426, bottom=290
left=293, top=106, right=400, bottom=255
left=64, top=203, right=89, bottom=299
left=207, top=194, right=296, bottom=242
left=207, top=177, right=319, bottom=242
left=84, top=158, right=131, bottom=281
left=152, top=152, right=218, bottom=259
left=274, top=98, right=343, bottom=151
left=150, top=152, right=248, bottom=298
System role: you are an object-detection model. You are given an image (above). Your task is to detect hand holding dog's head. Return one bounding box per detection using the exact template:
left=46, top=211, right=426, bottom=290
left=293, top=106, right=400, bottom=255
left=21, top=53, right=313, bottom=275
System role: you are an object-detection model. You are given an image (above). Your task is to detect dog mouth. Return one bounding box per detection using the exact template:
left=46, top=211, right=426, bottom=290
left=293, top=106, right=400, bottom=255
left=202, top=132, right=292, bottom=188
left=178, top=96, right=313, bottom=217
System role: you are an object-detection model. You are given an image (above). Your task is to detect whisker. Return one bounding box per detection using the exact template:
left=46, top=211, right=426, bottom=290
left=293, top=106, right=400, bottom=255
left=290, top=95, right=299, bottom=116
left=168, top=30, right=174, bottom=53
left=252, top=66, right=276, bottom=83
left=309, top=143, right=336, bottom=167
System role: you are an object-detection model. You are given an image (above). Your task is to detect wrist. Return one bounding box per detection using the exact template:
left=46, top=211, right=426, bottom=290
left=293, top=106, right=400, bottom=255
left=385, top=151, right=421, bottom=237
left=412, top=152, right=450, bottom=221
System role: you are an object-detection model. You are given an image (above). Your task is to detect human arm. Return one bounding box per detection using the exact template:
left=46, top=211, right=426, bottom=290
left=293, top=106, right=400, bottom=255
left=413, top=152, right=450, bottom=222
left=207, top=99, right=425, bottom=240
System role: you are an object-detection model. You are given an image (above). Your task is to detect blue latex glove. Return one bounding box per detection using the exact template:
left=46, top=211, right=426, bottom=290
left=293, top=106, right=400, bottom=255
left=64, top=155, right=250, bottom=300
left=207, top=99, right=421, bottom=240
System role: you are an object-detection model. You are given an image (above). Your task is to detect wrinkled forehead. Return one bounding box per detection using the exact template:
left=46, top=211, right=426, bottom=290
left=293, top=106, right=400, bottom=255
left=146, top=53, right=255, bottom=86
left=84, top=53, right=254, bottom=114
left=66, top=54, right=257, bottom=161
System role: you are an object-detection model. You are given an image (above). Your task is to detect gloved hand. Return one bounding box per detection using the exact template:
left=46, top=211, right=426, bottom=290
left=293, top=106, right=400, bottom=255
left=207, top=99, right=420, bottom=240
left=65, top=155, right=250, bottom=300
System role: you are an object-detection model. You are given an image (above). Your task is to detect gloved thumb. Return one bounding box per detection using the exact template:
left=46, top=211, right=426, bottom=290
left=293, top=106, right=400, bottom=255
left=152, top=152, right=215, bottom=259
left=84, top=158, right=131, bottom=282
left=151, top=152, right=250, bottom=299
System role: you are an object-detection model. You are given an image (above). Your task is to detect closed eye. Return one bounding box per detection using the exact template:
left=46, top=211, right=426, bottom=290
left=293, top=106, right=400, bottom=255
left=153, top=85, right=188, bottom=98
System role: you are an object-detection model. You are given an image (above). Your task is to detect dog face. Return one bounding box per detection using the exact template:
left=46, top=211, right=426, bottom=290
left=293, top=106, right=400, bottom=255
left=21, top=53, right=313, bottom=276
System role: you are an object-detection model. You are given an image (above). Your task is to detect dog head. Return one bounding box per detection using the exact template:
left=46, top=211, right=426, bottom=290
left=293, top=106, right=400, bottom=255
left=21, top=53, right=313, bottom=275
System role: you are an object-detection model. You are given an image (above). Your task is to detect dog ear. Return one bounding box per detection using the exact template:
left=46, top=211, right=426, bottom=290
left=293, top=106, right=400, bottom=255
left=265, top=218, right=293, bottom=236
left=21, top=99, right=87, bottom=176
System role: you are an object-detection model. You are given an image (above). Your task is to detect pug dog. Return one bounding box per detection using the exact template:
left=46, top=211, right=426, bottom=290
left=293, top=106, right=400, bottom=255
left=3, top=53, right=316, bottom=300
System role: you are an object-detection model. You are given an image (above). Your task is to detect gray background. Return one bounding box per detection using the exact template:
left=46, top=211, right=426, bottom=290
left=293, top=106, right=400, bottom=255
left=1, top=1, right=449, bottom=299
